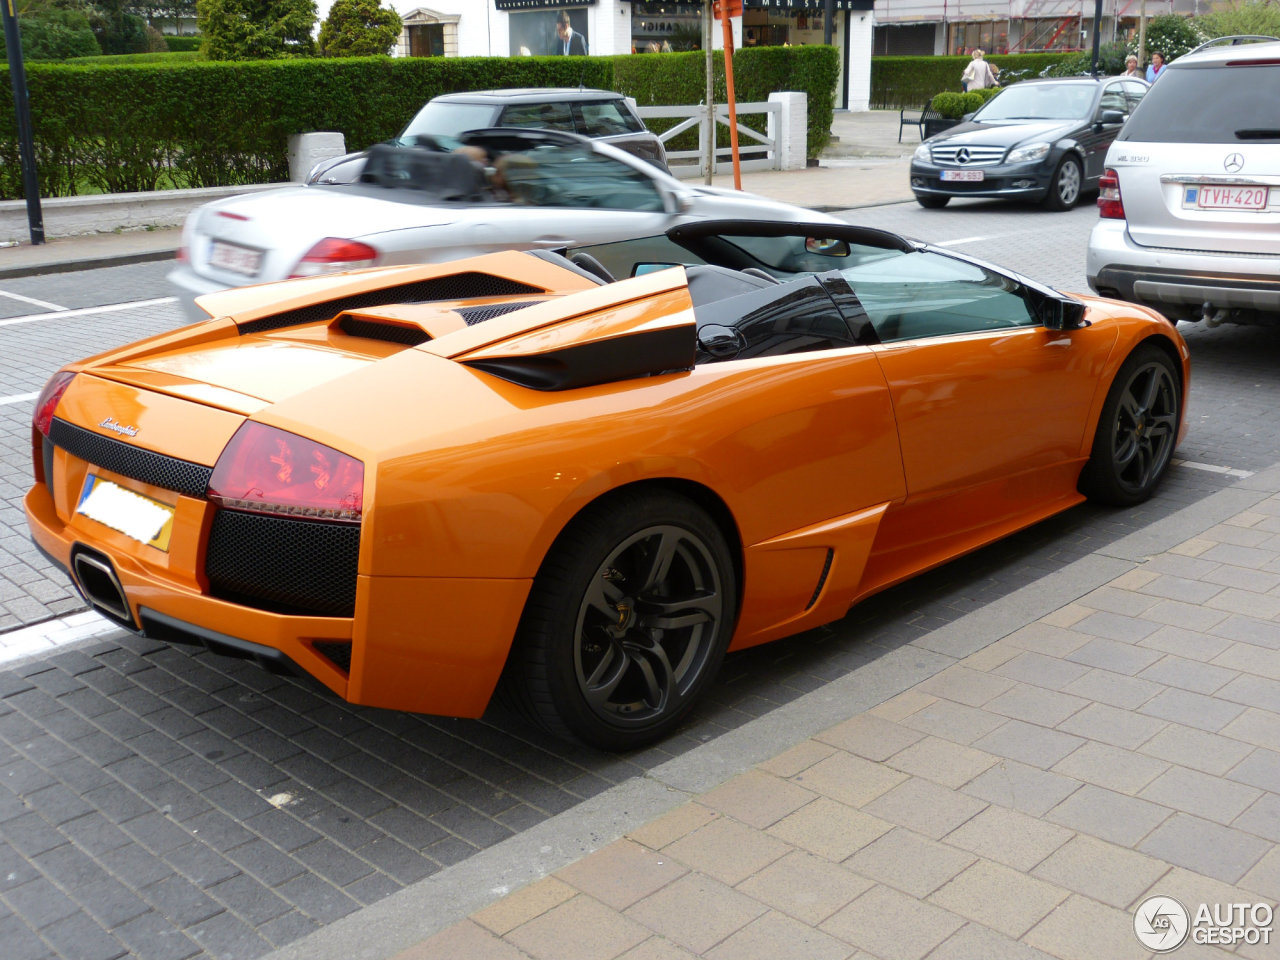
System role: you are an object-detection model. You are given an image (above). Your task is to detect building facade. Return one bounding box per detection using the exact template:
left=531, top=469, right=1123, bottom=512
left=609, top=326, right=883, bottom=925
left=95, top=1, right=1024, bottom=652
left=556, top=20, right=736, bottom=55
left=376, top=1, right=877, bottom=111
left=871, top=0, right=1196, bottom=57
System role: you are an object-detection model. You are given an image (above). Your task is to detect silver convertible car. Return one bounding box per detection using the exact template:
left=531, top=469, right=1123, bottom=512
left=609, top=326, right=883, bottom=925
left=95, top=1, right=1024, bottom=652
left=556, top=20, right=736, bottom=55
left=169, top=129, right=831, bottom=321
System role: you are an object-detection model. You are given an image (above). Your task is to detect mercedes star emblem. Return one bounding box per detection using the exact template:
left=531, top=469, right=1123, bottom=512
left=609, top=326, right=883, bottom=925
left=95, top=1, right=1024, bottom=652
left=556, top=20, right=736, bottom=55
left=1224, top=153, right=1245, bottom=173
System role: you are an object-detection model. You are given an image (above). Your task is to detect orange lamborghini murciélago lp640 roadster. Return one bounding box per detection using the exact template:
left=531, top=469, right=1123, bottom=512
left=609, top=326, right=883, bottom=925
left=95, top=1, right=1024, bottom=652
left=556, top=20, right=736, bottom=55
left=26, top=221, right=1189, bottom=749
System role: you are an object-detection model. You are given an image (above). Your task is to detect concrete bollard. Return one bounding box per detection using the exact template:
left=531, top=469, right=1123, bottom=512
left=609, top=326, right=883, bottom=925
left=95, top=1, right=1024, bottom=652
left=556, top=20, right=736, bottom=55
left=287, top=132, right=347, bottom=183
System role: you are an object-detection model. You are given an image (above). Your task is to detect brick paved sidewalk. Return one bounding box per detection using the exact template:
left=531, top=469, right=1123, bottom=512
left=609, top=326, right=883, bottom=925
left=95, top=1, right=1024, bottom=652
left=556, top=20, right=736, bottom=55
left=271, top=474, right=1280, bottom=960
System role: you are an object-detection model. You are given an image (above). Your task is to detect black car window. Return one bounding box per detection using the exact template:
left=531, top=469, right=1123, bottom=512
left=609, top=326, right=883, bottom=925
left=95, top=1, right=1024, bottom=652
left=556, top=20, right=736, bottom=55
left=840, top=250, right=1037, bottom=343
left=573, top=100, right=645, bottom=137
left=1120, top=62, right=1280, bottom=143
left=1120, top=80, right=1148, bottom=112
left=1098, top=84, right=1128, bottom=116
left=495, top=144, right=663, bottom=210
left=498, top=102, right=576, bottom=132
left=689, top=273, right=859, bottom=362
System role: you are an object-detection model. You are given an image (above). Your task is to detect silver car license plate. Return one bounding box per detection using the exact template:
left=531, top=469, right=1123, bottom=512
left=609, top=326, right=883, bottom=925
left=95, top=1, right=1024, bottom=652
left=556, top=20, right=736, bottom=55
left=209, top=240, right=264, bottom=276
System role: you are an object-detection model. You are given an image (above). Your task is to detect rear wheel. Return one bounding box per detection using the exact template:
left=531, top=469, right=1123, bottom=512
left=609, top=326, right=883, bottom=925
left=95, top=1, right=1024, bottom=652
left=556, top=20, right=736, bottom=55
left=1079, top=344, right=1180, bottom=506
left=503, top=489, right=737, bottom=750
left=916, top=194, right=950, bottom=209
left=1043, top=156, right=1082, bottom=210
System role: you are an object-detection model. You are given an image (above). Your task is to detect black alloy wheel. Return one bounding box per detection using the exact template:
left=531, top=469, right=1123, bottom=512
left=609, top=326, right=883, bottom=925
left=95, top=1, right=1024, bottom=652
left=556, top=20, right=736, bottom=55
left=503, top=489, right=736, bottom=750
left=1043, top=155, right=1082, bottom=210
left=1079, top=343, right=1181, bottom=506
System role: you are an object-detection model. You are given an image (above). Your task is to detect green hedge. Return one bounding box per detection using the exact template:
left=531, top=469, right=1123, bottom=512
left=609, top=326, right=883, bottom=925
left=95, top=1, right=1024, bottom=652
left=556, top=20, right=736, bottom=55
left=871, top=53, right=1073, bottom=109
left=164, top=35, right=204, bottom=53
left=67, top=51, right=201, bottom=65
left=0, top=46, right=837, bottom=200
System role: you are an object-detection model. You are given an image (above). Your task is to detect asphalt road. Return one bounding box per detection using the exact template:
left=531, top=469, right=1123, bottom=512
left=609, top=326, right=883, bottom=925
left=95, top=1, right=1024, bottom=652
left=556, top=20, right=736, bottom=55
left=0, top=200, right=1278, bottom=960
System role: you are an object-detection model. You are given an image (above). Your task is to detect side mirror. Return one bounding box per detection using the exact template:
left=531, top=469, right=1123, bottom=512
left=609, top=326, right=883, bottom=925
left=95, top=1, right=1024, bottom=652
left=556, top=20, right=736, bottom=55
left=662, top=190, right=694, bottom=215
left=1040, top=297, right=1088, bottom=331
left=1098, top=109, right=1125, bottom=127
left=633, top=262, right=681, bottom=276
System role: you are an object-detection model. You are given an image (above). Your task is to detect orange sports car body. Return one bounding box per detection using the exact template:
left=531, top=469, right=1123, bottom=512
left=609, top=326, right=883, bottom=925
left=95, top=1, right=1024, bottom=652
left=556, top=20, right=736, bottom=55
left=26, top=221, right=1189, bottom=749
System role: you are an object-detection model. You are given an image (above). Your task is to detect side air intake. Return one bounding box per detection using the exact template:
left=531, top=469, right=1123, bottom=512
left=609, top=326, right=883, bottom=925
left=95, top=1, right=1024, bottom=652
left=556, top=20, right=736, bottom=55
left=238, top=273, right=542, bottom=334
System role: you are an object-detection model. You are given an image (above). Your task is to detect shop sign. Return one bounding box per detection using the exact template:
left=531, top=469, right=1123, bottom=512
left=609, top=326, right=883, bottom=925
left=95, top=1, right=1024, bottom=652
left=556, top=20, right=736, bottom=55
left=744, top=0, right=874, bottom=10
left=496, top=0, right=596, bottom=10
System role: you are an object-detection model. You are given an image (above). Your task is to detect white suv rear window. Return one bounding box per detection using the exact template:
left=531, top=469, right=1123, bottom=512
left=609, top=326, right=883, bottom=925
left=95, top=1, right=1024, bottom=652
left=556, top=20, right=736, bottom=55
left=1119, top=61, right=1280, bottom=143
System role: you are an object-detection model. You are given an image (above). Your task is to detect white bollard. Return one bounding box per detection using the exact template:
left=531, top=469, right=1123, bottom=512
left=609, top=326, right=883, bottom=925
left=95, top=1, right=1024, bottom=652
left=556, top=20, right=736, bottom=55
left=288, top=132, right=348, bottom=183
left=768, top=92, right=808, bottom=171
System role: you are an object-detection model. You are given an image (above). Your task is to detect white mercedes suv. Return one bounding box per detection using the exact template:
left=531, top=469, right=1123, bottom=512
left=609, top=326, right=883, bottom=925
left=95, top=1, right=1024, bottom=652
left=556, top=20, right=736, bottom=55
left=1086, top=37, right=1280, bottom=327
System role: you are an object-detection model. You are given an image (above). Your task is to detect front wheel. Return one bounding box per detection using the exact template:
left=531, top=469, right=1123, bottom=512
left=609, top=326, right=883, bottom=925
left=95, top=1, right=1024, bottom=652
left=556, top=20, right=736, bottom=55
left=916, top=194, right=950, bottom=209
left=1043, top=156, right=1082, bottom=210
left=503, top=489, right=737, bottom=750
left=1079, top=344, right=1180, bottom=506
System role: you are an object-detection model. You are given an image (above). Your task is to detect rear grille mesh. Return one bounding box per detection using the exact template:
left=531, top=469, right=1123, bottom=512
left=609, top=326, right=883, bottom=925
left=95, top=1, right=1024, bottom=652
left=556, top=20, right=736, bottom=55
left=206, top=510, right=360, bottom=617
left=49, top=418, right=212, bottom=498
left=238, top=274, right=543, bottom=334
left=455, top=300, right=546, bottom=325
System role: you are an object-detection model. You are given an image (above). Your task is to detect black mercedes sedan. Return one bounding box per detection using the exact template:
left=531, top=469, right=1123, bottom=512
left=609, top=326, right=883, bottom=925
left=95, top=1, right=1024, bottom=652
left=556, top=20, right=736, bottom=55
left=910, top=77, right=1148, bottom=211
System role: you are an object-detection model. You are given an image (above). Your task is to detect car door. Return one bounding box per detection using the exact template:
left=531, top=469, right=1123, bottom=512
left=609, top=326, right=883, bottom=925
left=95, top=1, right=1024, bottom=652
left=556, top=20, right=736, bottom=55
left=848, top=247, right=1118, bottom=586
left=1083, top=81, right=1130, bottom=181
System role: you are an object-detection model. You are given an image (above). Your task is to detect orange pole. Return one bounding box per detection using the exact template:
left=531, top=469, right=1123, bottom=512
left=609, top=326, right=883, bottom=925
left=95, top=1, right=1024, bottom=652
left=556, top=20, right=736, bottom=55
left=721, top=12, right=742, bottom=190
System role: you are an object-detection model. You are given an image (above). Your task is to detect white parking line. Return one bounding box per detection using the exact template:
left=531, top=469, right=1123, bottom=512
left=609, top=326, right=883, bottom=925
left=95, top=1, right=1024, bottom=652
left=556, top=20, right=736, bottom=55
left=0, top=289, right=66, bottom=311
left=0, top=609, right=120, bottom=667
left=1172, top=458, right=1254, bottom=479
left=0, top=391, right=39, bottom=406
left=0, top=296, right=176, bottom=328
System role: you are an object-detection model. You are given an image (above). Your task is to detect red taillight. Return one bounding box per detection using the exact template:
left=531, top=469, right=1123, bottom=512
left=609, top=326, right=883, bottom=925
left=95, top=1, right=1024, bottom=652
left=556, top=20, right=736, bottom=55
left=289, top=238, right=378, bottom=278
left=208, top=422, right=364, bottom=523
left=33, top=370, right=76, bottom=436
left=1097, top=169, right=1124, bottom=220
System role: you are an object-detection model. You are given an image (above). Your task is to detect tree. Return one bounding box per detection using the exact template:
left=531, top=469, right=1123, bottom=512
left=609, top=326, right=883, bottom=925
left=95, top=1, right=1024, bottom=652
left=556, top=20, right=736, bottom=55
left=0, top=0, right=100, bottom=60
left=1134, top=14, right=1207, bottom=62
left=0, top=5, right=100, bottom=59
left=1196, top=0, right=1280, bottom=41
left=318, top=0, right=400, bottom=57
left=197, top=0, right=316, bottom=60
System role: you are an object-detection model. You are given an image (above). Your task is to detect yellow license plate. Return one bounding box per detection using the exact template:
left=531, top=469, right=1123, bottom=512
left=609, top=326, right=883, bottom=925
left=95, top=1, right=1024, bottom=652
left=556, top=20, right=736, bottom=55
left=76, top=475, right=175, bottom=551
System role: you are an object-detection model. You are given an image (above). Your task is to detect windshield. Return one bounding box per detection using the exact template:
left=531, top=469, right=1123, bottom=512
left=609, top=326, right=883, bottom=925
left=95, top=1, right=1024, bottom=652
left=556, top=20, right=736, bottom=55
left=975, top=84, right=1096, bottom=121
left=401, top=102, right=499, bottom=148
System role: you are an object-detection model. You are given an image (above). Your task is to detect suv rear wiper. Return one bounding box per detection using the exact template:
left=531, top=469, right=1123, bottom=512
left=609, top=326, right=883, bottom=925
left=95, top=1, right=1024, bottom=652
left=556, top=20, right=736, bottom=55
left=1235, top=129, right=1280, bottom=139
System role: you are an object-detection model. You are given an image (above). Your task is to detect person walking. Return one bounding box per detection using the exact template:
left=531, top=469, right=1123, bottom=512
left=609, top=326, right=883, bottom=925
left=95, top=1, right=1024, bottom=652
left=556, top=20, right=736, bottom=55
left=1123, top=54, right=1142, bottom=77
left=961, top=49, right=999, bottom=91
left=1145, top=51, right=1165, bottom=82
left=554, top=11, right=588, bottom=55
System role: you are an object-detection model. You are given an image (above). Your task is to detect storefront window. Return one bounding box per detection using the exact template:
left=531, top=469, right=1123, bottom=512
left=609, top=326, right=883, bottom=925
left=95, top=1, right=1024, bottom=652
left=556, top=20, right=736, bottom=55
left=632, top=1, right=703, bottom=52
left=510, top=8, right=590, bottom=56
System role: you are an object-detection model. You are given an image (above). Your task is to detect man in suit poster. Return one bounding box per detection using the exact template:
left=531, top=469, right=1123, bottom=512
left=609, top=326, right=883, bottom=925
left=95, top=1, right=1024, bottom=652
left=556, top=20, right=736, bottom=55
left=554, top=10, right=588, bottom=55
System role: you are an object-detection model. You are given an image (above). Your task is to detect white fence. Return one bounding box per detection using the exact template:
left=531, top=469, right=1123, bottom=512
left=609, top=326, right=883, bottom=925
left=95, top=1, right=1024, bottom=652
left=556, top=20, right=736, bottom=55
left=636, top=91, right=808, bottom=179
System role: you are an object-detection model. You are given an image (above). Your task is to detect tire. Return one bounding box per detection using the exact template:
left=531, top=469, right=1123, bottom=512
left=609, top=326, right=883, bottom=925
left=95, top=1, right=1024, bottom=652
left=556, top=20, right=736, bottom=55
left=503, top=489, right=737, bottom=750
left=916, top=194, right=950, bottom=209
left=1079, top=344, right=1180, bottom=507
left=1043, top=156, right=1082, bottom=210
